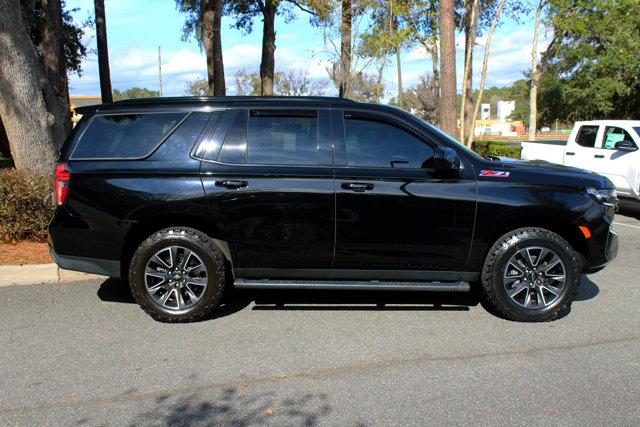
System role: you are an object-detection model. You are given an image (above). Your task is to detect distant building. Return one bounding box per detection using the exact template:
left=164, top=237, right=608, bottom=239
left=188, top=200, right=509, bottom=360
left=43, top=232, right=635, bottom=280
left=496, top=100, right=515, bottom=121
left=480, top=103, right=491, bottom=120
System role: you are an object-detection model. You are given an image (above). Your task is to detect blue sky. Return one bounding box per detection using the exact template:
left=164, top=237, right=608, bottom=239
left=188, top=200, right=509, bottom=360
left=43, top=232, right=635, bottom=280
left=69, top=0, right=548, bottom=101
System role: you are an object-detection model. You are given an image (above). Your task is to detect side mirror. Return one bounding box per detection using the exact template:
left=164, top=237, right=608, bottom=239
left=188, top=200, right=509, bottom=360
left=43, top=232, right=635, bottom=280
left=423, top=147, right=461, bottom=177
left=614, top=140, right=637, bottom=151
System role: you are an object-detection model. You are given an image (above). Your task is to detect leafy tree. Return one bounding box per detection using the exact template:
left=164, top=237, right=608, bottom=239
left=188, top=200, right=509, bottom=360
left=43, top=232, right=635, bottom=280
left=112, top=87, right=160, bottom=101
left=544, top=0, right=640, bottom=120
left=184, top=78, right=209, bottom=96
left=225, top=0, right=318, bottom=95
left=275, top=70, right=328, bottom=96
left=229, top=69, right=328, bottom=96
left=389, top=74, right=438, bottom=123
left=0, top=0, right=68, bottom=172
left=20, top=0, right=88, bottom=75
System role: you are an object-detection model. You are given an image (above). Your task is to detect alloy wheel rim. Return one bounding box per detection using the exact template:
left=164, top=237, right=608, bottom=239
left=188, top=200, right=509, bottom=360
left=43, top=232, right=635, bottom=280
left=144, top=245, right=208, bottom=311
left=502, top=246, right=566, bottom=309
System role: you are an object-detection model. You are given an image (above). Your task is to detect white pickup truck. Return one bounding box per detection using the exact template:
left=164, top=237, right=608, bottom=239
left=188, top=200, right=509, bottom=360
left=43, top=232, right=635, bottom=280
left=521, top=120, right=640, bottom=201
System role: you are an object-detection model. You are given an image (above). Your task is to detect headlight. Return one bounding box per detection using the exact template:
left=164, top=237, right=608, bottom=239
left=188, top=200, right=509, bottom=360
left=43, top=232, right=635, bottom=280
left=586, top=187, right=617, bottom=207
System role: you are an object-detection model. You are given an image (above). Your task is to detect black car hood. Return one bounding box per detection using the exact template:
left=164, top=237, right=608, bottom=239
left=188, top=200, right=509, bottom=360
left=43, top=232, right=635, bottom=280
left=483, top=157, right=612, bottom=189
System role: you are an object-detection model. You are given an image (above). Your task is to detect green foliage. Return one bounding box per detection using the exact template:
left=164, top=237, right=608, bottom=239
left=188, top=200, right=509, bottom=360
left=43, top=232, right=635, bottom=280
left=472, top=140, right=520, bottom=158
left=20, top=0, right=89, bottom=75
left=389, top=74, right=438, bottom=122
left=185, top=78, right=209, bottom=96
left=0, top=169, right=54, bottom=243
left=112, top=87, right=160, bottom=101
left=229, top=69, right=328, bottom=96
left=545, top=0, right=640, bottom=120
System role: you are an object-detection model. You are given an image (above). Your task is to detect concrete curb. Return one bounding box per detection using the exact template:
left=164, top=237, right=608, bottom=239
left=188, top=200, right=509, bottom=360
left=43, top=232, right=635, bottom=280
left=0, top=263, right=106, bottom=287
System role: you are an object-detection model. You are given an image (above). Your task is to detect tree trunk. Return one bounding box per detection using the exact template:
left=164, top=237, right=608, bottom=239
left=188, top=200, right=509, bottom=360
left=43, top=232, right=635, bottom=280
left=94, top=0, right=112, bottom=103
left=0, top=0, right=66, bottom=172
left=339, top=0, right=352, bottom=98
left=462, top=0, right=478, bottom=142
left=40, top=0, right=70, bottom=133
left=201, top=0, right=215, bottom=96
left=529, top=1, right=543, bottom=141
left=460, top=0, right=478, bottom=143
left=438, top=0, right=457, bottom=137
left=212, top=0, right=225, bottom=96
left=428, top=36, right=440, bottom=110
left=467, top=0, right=506, bottom=148
left=259, top=1, right=277, bottom=96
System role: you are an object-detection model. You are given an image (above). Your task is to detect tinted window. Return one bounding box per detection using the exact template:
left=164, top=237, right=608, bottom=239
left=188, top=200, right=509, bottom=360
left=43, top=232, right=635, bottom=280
left=71, top=113, right=186, bottom=159
left=602, top=126, right=636, bottom=150
left=575, top=125, right=599, bottom=148
left=218, top=110, right=248, bottom=164
left=344, top=117, right=434, bottom=168
left=152, top=112, right=218, bottom=160
left=217, top=110, right=319, bottom=165
left=247, top=112, right=318, bottom=165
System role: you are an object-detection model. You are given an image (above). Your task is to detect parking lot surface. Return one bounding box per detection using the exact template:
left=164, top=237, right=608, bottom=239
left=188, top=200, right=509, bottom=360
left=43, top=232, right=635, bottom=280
left=1, top=212, right=640, bottom=426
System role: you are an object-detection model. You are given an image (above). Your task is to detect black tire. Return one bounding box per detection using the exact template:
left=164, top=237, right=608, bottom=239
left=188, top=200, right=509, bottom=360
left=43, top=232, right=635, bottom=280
left=481, top=227, right=580, bottom=322
left=128, top=227, right=226, bottom=322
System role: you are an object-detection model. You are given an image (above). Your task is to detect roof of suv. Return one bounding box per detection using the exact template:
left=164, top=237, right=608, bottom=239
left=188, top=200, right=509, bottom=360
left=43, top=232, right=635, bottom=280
left=75, top=96, right=362, bottom=114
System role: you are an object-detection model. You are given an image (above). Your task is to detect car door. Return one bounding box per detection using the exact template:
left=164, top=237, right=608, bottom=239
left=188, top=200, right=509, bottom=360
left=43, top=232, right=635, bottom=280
left=198, top=107, right=335, bottom=278
left=591, top=125, right=639, bottom=197
left=331, top=109, right=476, bottom=280
left=563, top=124, right=601, bottom=171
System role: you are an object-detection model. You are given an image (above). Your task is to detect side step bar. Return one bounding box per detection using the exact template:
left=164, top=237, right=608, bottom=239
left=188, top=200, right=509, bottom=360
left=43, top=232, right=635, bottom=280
left=234, top=279, right=470, bottom=292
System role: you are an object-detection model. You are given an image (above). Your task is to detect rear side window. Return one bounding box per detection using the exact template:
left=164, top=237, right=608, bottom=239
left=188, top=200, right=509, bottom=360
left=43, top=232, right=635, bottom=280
left=71, top=112, right=187, bottom=159
left=152, top=112, right=218, bottom=160
left=575, top=125, right=599, bottom=148
left=217, top=109, right=318, bottom=165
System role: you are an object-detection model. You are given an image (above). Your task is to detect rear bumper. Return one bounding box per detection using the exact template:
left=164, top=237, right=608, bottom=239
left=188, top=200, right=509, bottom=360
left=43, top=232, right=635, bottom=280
left=49, top=244, right=121, bottom=278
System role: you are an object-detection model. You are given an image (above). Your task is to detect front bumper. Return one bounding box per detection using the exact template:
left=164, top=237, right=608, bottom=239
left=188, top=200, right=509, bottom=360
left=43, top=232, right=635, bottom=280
left=583, top=227, right=618, bottom=273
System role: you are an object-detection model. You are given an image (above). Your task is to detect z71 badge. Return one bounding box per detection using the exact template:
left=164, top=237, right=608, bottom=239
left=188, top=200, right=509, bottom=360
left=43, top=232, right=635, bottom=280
left=479, top=170, right=510, bottom=178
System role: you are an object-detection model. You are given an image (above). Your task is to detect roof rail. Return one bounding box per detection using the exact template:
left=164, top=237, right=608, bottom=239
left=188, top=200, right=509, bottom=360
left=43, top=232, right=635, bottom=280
left=111, top=95, right=358, bottom=105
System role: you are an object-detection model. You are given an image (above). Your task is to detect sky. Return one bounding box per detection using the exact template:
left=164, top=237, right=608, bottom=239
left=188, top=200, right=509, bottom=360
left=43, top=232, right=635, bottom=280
left=68, top=0, right=550, bottom=101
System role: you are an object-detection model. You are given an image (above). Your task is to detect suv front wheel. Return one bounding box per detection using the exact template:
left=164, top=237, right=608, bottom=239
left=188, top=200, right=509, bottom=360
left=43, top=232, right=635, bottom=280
left=128, top=227, right=226, bottom=322
left=481, top=227, right=581, bottom=322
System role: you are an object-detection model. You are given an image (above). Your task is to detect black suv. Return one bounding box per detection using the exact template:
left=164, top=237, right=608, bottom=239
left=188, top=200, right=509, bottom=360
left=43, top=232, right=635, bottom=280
left=49, top=96, right=618, bottom=322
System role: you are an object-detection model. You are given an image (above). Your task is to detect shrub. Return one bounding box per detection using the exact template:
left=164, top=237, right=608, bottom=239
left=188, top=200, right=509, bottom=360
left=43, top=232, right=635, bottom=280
left=472, top=140, right=521, bottom=159
left=0, top=169, right=54, bottom=243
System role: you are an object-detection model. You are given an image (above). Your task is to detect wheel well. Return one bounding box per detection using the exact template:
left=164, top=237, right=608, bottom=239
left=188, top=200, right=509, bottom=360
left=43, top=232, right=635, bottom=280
left=120, top=215, right=230, bottom=280
left=490, top=217, right=589, bottom=266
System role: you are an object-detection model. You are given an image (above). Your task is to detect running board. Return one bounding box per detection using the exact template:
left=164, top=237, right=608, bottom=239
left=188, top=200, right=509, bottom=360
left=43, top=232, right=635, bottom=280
left=234, top=279, right=470, bottom=292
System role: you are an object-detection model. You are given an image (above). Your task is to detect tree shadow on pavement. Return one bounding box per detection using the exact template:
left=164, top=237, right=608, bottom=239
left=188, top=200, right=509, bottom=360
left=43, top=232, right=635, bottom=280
left=128, top=388, right=332, bottom=426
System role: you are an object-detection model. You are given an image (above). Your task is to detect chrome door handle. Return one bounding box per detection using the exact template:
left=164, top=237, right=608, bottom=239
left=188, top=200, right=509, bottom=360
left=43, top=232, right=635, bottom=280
left=215, top=180, right=248, bottom=189
left=342, top=182, right=375, bottom=192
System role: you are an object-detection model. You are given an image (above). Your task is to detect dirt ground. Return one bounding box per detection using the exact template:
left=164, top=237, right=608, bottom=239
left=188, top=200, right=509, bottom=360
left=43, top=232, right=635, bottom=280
left=0, top=242, right=52, bottom=265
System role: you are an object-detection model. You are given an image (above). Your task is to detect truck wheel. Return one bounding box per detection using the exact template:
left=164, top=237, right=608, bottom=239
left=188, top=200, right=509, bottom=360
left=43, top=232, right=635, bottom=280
left=481, top=227, right=580, bottom=322
left=128, top=227, right=226, bottom=322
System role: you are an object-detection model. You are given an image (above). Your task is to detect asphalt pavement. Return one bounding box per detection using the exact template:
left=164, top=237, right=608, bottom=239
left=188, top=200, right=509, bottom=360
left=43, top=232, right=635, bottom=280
left=2, top=211, right=640, bottom=426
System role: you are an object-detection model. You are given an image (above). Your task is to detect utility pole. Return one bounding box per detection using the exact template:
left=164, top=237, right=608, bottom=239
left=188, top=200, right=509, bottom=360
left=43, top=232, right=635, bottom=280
left=158, top=45, right=163, bottom=97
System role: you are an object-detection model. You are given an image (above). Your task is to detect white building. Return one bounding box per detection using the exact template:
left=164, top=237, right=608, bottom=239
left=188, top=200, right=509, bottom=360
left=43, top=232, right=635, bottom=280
left=496, top=100, right=515, bottom=121
left=480, top=103, right=491, bottom=120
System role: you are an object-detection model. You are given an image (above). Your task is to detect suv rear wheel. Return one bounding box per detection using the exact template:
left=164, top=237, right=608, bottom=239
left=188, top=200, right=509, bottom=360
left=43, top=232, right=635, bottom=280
left=481, top=227, right=580, bottom=322
left=128, top=227, right=226, bottom=322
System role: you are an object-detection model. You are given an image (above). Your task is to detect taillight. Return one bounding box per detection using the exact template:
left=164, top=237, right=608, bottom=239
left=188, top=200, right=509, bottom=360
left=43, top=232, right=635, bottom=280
left=54, top=162, right=70, bottom=205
